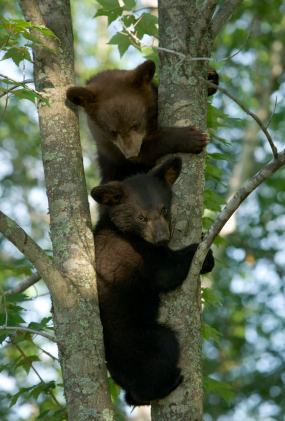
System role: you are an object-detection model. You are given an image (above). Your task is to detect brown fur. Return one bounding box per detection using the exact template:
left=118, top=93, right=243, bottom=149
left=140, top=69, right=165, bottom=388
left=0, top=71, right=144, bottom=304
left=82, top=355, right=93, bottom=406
left=66, top=60, right=219, bottom=184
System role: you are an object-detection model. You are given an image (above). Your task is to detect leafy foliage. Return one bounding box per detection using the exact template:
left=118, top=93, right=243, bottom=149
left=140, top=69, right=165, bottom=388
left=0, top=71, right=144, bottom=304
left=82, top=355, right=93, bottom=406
left=203, top=377, right=235, bottom=406
left=0, top=12, right=59, bottom=107
left=95, top=0, right=158, bottom=57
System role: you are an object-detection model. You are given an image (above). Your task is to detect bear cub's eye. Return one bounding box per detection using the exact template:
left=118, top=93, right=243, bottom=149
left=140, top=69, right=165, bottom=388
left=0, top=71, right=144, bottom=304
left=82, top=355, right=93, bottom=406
left=109, top=129, right=118, bottom=137
left=132, top=122, right=140, bottom=131
left=161, top=207, right=167, bottom=215
left=139, top=215, right=146, bottom=222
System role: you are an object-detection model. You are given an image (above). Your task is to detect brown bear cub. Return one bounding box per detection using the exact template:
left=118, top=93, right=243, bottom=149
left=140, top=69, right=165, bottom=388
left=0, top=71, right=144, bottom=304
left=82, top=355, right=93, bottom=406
left=91, top=157, right=215, bottom=405
left=67, top=60, right=219, bottom=183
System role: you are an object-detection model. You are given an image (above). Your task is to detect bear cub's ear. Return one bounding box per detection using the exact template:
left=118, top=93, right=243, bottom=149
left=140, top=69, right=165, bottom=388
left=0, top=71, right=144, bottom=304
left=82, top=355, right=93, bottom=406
left=128, top=60, right=156, bottom=87
left=91, top=182, right=125, bottom=206
left=66, top=87, right=96, bottom=107
left=151, top=157, right=182, bottom=186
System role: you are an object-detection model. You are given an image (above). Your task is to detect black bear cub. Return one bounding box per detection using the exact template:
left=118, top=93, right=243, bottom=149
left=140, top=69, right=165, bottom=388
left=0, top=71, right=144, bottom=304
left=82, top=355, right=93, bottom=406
left=91, top=157, right=215, bottom=405
left=67, top=60, right=219, bottom=183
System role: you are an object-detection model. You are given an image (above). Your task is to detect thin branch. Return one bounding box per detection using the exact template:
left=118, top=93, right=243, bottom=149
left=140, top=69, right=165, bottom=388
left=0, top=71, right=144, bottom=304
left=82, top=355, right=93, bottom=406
left=0, top=78, right=34, bottom=98
left=194, top=0, right=219, bottom=39
left=266, top=96, right=278, bottom=129
left=116, top=15, right=252, bottom=64
left=192, top=149, right=285, bottom=272
left=6, top=272, right=41, bottom=296
left=0, top=326, right=62, bottom=344
left=192, top=72, right=278, bottom=158
left=0, top=96, right=9, bottom=124
left=17, top=331, right=59, bottom=361
left=0, top=74, right=48, bottom=98
left=11, top=340, right=67, bottom=417
left=2, top=286, right=8, bottom=327
left=115, top=16, right=186, bottom=59
left=0, top=211, right=74, bottom=308
left=210, top=0, right=244, bottom=40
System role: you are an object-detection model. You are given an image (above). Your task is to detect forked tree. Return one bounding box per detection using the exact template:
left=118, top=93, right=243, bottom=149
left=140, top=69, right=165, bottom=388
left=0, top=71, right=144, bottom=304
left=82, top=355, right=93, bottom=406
left=0, top=0, right=284, bottom=420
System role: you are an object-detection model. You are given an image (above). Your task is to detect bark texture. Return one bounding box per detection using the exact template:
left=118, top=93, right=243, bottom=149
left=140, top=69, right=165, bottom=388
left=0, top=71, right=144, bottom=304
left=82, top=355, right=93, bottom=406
left=151, top=1, right=212, bottom=420
left=18, top=0, right=113, bottom=419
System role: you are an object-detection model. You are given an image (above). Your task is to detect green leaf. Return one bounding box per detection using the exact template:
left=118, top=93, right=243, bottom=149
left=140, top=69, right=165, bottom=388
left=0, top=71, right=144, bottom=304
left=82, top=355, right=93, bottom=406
left=202, top=323, right=223, bottom=345
left=6, top=293, right=28, bottom=303
left=135, top=13, right=158, bottom=38
left=203, top=189, right=227, bottom=213
left=9, top=385, right=35, bottom=408
left=1, top=48, right=24, bottom=66
left=21, top=31, right=44, bottom=44
left=12, top=89, right=50, bottom=107
left=123, top=0, right=136, bottom=9
left=35, top=410, right=52, bottom=420
left=0, top=312, right=26, bottom=325
left=108, top=376, right=121, bottom=402
left=29, top=380, right=56, bottom=400
left=203, top=377, right=235, bottom=405
left=28, top=316, right=53, bottom=331
left=96, top=0, right=121, bottom=10
left=108, top=33, right=133, bottom=57
left=202, top=288, right=223, bottom=309
left=15, top=355, right=41, bottom=374
left=0, top=364, right=10, bottom=373
left=32, top=25, right=60, bottom=41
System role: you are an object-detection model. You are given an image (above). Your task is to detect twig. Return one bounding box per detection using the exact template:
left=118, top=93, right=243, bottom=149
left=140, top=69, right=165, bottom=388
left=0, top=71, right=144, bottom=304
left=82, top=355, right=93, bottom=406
left=0, top=74, right=48, bottom=99
left=17, top=331, right=59, bottom=361
left=0, top=326, right=62, bottom=344
left=266, top=96, right=278, bottom=129
left=0, top=96, right=9, bottom=124
left=192, top=71, right=278, bottom=159
left=6, top=271, right=41, bottom=296
left=2, top=286, right=8, bottom=327
left=194, top=0, right=219, bottom=39
left=116, top=15, right=253, bottom=64
left=210, top=0, right=244, bottom=40
left=0, top=78, right=34, bottom=98
left=11, top=340, right=68, bottom=418
left=192, top=149, right=285, bottom=273
left=0, top=211, right=75, bottom=309
left=115, top=16, right=186, bottom=59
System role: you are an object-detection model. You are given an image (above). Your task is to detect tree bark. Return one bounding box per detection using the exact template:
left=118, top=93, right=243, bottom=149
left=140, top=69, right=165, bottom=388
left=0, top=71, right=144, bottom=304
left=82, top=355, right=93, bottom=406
left=17, top=0, right=113, bottom=419
left=151, top=2, right=210, bottom=420
left=152, top=0, right=241, bottom=420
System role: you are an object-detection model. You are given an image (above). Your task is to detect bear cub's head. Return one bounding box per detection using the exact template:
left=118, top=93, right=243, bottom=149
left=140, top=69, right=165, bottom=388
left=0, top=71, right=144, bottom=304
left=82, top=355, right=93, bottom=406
left=91, top=157, right=182, bottom=245
left=66, top=60, right=156, bottom=160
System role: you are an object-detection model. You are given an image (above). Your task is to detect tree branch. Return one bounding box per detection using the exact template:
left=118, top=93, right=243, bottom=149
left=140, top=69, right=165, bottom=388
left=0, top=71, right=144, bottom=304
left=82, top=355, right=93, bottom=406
left=192, top=73, right=278, bottom=158
left=210, top=0, right=244, bottom=40
left=18, top=0, right=46, bottom=27
left=0, top=211, right=74, bottom=308
left=194, top=0, right=219, bottom=39
left=192, top=149, right=285, bottom=274
left=6, top=272, right=41, bottom=296
left=0, top=326, right=61, bottom=344
left=0, top=78, right=34, bottom=98
left=11, top=340, right=67, bottom=417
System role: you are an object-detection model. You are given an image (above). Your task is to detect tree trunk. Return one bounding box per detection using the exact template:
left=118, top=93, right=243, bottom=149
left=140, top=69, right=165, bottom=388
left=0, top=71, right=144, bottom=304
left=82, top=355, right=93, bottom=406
left=18, top=0, right=113, bottom=419
left=151, top=1, right=212, bottom=420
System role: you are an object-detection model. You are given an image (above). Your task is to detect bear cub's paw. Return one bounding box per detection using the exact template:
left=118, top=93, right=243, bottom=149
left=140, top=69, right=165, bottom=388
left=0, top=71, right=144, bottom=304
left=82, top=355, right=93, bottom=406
left=207, top=66, right=219, bottom=96
left=200, top=248, right=215, bottom=274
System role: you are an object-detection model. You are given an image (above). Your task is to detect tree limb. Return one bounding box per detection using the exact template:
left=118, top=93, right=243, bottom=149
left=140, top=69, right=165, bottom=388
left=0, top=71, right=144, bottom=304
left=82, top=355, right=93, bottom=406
left=0, top=326, right=62, bottom=344
left=210, top=0, right=244, bottom=40
left=192, top=73, right=278, bottom=158
left=194, top=0, right=219, bottom=39
left=0, top=77, right=38, bottom=98
left=192, top=150, right=285, bottom=274
left=6, top=272, right=41, bottom=296
left=0, top=211, right=74, bottom=308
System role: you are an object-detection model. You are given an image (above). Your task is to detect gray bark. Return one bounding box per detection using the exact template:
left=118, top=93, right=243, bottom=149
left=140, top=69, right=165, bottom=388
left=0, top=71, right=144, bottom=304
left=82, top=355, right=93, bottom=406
left=17, top=0, right=113, bottom=419
left=151, top=0, right=242, bottom=420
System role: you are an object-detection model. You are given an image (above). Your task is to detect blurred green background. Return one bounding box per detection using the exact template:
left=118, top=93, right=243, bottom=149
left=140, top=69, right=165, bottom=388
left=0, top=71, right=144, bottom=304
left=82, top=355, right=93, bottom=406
left=0, top=0, right=285, bottom=420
